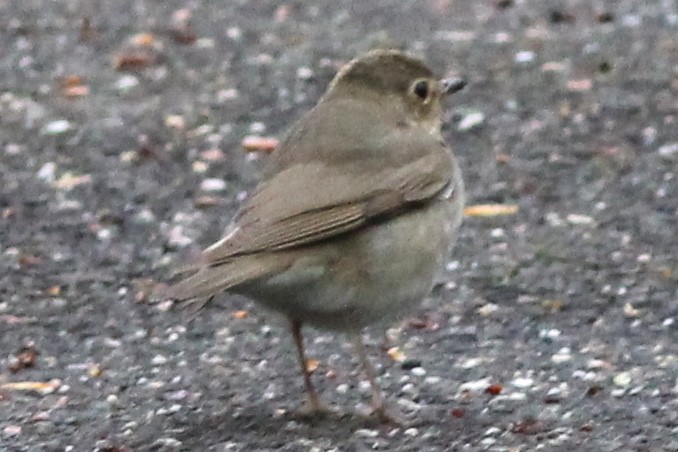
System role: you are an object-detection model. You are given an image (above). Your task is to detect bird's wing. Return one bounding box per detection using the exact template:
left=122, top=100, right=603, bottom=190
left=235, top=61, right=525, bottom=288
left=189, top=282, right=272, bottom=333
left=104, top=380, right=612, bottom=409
left=202, top=147, right=453, bottom=265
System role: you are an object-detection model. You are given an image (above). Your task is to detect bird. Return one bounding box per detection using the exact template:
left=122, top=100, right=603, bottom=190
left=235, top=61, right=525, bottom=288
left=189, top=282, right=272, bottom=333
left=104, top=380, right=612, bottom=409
left=166, top=49, right=466, bottom=422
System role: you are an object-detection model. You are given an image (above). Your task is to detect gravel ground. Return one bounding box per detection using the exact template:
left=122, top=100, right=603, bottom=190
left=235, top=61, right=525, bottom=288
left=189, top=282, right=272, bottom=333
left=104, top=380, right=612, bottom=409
left=1, top=1, right=677, bottom=450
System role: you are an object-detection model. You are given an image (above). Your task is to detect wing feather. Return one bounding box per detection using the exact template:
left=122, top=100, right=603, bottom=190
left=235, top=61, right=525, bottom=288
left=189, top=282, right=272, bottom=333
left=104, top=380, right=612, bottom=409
left=204, top=150, right=453, bottom=263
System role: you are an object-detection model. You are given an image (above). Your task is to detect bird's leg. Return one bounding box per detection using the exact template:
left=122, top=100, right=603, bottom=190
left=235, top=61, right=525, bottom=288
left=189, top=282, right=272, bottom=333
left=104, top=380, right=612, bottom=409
left=290, top=319, right=324, bottom=414
left=350, top=333, right=403, bottom=424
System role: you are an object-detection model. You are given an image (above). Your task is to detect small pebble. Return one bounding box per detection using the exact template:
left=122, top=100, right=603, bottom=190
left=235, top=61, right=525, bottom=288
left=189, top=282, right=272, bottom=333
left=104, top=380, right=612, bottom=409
left=164, top=115, right=186, bottom=130
left=514, top=50, right=536, bottom=63
left=613, top=372, right=632, bottom=387
left=404, top=428, right=419, bottom=437
left=226, top=26, right=242, bottom=40
left=151, top=354, right=168, bottom=365
left=425, top=376, right=441, bottom=385
left=296, top=67, right=314, bottom=80
left=459, top=357, right=483, bottom=369
left=539, top=328, right=562, bottom=340
left=658, top=142, right=678, bottom=159
left=552, top=351, right=572, bottom=364
left=249, top=122, right=266, bottom=133
left=629, top=385, right=644, bottom=395
left=411, top=367, right=426, bottom=377
left=477, top=303, right=499, bottom=317
left=358, top=381, right=371, bottom=392
left=611, top=388, right=626, bottom=398
left=166, top=390, right=188, bottom=401
left=97, top=228, right=113, bottom=241
left=547, top=387, right=561, bottom=396
left=480, top=438, right=496, bottom=446
left=623, top=303, right=640, bottom=318
left=567, top=79, right=593, bottom=92
left=457, top=111, right=485, bottom=131
left=355, top=428, right=379, bottom=438
left=115, top=74, right=139, bottom=91
left=5, top=143, right=22, bottom=155
left=168, top=404, right=182, bottom=413
left=511, top=377, right=534, bottom=388
left=490, top=228, right=504, bottom=238
left=566, top=214, right=595, bottom=225
left=485, top=426, right=502, bottom=436
left=200, top=178, right=227, bottom=192
left=217, top=88, right=239, bottom=102
left=37, top=162, right=57, bottom=182
left=3, top=425, right=22, bottom=437
left=192, top=161, right=209, bottom=173
left=459, top=377, right=491, bottom=392
left=42, top=119, right=71, bottom=135
left=151, top=437, right=182, bottom=448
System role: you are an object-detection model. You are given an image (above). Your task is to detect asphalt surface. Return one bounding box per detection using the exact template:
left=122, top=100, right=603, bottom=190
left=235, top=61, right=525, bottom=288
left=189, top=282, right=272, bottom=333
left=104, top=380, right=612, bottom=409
left=1, top=1, right=676, bottom=450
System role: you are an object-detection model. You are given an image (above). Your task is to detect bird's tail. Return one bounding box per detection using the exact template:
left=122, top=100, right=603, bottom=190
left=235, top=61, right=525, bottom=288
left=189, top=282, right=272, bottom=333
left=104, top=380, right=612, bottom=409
left=155, top=253, right=289, bottom=310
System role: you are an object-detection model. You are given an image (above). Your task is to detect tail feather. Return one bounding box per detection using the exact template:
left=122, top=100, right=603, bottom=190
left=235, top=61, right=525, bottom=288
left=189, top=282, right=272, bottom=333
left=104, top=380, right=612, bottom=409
left=165, top=254, right=287, bottom=303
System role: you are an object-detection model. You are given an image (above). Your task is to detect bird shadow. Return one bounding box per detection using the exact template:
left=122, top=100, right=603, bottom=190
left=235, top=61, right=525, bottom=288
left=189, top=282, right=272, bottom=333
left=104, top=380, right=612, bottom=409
left=169, top=402, right=409, bottom=449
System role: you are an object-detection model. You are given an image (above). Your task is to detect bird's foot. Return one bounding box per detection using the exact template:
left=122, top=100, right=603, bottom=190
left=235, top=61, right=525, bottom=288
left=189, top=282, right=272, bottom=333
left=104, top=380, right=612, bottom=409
left=294, top=394, right=337, bottom=419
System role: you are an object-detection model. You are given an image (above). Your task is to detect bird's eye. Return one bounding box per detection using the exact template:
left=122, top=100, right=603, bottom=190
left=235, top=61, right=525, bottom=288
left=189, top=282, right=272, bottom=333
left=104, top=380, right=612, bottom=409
left=413, top=80, right=429, bottom=100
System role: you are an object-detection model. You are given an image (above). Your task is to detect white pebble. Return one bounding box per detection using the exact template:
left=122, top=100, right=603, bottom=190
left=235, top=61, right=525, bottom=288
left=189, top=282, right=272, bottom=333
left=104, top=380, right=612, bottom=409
left=459, top=357, right=483, bottom=369
left=355, top=428, right=379, bottom=438
left=511, top=377, right=534, bottom=388
left=552, top=352, right=572, bottom=364
left=97, top=228, right=113, bottom=241
left=151, top=354, right=168, bottom=365
left=458, top=377, right=491, bottom=392
left=545, top=212, right=563, bottom=227
left=457, top=111, right=485, bottom=131
left=153, top=437, right=182, bottom=447
left=566, top=213, right=595, bottom=225
left=445, top=260, right=460, bottom=271
left=249, top=122, right=266, bottom=133
left=621, top=15, right=642, bottom=27
left=411, top=367, right=426, bottom=376
left=5, top=143, right=22, bottom=155
left=636, top=253, right=651, bottom=263
left=547, top=387, right=561, bottom=396
left=404, top=427, right=419, bottom=437
left=425, top=376, right=441, bottom=385
left=296, top=66, right=314, bottom=80
left=42, top=119, right=71, bottom=135
left=485, top=426, right=502, bottom=436
left=217, top=88, right=239, bottom=102
left=115, top=75, right=139, bottom=91
left=611, top=388, right=626, bottom=398
left=490, top=228, right=504, bottom=238
left=613, top=372, right=632, bottom=387
left=658, top=142, right=678, bottom=158
left=200, top=178, right=226, bottom=192
left=37, top=162, right=57, bottom=182
left=539, top=328, right=561, bottom=339
left=477, top=303, right=499, bottom=317
left=3, top=425, right=21, bottom=437
left=514, top=50, right=536, bottom=63
left=226, top=27, right=242, bottom=40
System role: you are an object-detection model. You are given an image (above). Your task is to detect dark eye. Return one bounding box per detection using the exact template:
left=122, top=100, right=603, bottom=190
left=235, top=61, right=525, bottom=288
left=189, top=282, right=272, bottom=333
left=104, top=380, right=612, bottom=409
left=413, top=80, right=429, bottom=100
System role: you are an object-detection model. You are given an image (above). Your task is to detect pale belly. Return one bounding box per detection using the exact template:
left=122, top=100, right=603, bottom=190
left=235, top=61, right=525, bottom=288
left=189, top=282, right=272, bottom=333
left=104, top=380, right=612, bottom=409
left=238, top=195, right=463, bottom=332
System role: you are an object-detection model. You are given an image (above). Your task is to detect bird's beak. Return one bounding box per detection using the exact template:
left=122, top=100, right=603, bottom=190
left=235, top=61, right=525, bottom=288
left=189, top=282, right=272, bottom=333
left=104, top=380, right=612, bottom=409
left=441, top=77, right=466, bottom=95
